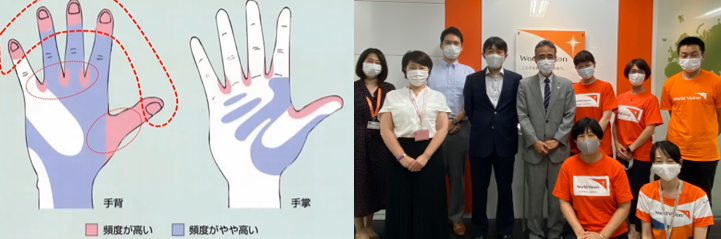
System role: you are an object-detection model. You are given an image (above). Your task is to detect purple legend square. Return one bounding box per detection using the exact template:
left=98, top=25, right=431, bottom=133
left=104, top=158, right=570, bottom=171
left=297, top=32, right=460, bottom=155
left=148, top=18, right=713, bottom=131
left=171, top=223, right=185, bottom=236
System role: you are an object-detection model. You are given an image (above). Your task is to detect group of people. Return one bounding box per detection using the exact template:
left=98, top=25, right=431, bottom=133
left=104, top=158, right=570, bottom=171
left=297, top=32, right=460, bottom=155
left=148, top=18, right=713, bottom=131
left=354, top=26, right=720, bottom=239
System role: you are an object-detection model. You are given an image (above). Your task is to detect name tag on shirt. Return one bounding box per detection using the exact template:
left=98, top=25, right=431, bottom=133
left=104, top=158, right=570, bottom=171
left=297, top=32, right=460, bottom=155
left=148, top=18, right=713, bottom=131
left=415, top=130, right=430, bottom=141
left=367, top=121, right=380, bottom=130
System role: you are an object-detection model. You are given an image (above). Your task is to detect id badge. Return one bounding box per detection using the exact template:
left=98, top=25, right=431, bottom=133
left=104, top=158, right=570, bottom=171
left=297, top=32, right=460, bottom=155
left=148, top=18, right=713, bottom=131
left=414, top=130, right=430, bottom=141
left=367, top=121, right=380, bottom=130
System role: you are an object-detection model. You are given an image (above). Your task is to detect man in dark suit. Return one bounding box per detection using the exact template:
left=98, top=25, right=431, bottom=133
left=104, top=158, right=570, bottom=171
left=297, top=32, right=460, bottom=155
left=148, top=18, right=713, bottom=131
left=463, top=37, right=522, bottom=239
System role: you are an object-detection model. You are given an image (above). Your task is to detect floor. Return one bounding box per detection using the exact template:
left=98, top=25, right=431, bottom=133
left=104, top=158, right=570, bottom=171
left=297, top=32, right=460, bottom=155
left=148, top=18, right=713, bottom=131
left=359, top=219, right=721, bottom=239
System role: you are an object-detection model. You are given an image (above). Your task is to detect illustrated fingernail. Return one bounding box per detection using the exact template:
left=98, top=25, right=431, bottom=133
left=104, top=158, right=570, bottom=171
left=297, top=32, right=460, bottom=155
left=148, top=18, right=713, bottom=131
left=38, top=9, right=49, bottom=20
left=10, top=41, right=19, bottom=52
left=99, top=11, right=111, bottom=24
left=68, top=2, right=80, bottom=14
left=145, top=102, right=163, bottom=115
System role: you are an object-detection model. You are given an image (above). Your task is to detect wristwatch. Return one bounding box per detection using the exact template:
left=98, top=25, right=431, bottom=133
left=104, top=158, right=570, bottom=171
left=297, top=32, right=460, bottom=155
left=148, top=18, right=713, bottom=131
left=626, top=146, right=634, bottom=154
left=451, top=118, right=458, bottom=125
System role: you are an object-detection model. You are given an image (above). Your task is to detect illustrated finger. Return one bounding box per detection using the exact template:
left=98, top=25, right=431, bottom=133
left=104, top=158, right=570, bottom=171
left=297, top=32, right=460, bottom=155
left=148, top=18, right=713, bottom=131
left=8, top=39, right=42, bottom=95
left=245, top=0, right=266, bottom=81
left=270, top=7, right=290, bottom=78
left=36, top=7, right=62, bottom=83
left=190, top=37, right=225, bottom=99
left=262, top=96, right=343, bottom=148
left=216, top=9, right=245, bottom=85
left=64, top=0, right=85, bottom=66
left=87, top=9, right=114, bottom=83
left=107, top=97, right=164, bottom=150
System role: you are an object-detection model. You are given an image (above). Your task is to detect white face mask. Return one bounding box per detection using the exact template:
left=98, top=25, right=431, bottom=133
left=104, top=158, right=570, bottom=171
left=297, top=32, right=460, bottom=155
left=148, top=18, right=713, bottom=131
left=629, top=73, right=645, bottom=86
left=577, top=66, right=595, bottom=80
left=406, top=70, right=428, bottom=86
left=576, top=139, right=600, bottom=155
left=362, top=63, right=382, bottom=78
left=652, top=164, right=681, bottom=181
left=443, top=45, right=461, bottom=59
left=679, top=57, right=702, bottom=72
left=485, top=54, right=505, bottom=69
left=537, top=59, right=555, bottom=76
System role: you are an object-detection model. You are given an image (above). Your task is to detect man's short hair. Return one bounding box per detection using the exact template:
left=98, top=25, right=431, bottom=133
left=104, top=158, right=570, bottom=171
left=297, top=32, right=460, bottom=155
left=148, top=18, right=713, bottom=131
left=440, top=26, right=464, bottom=44
left=677, top=36, right=705, bottom=55
left=573, top=50, right=595, bottom=66
left=483, top=37, right=508, bottom=54
left=534, top=40, right=557, bottom=55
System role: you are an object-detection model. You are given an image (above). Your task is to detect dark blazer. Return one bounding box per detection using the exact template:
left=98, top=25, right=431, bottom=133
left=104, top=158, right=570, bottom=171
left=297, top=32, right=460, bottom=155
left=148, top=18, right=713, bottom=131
left=463, top=68, right=522, bottom=159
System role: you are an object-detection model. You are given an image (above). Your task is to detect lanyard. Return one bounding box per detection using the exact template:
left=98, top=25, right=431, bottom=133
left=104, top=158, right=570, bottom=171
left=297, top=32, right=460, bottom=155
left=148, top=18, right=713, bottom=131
left=659, top=180, right=683, bottom=239
left=365, top=88, right=382, bottom=120
left=409, top=88, right=428, bottom=130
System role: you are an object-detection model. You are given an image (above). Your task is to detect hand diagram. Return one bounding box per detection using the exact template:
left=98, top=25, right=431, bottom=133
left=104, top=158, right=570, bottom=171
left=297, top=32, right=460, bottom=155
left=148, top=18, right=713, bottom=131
left=190, top=0, right=343, bottom=208
left=8, top=0, right=164, bottom=209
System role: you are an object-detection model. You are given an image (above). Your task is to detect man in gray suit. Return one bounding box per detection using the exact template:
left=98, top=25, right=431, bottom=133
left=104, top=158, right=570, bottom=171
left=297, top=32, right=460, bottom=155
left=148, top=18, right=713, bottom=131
left=516, top=40, right=576, bottom=239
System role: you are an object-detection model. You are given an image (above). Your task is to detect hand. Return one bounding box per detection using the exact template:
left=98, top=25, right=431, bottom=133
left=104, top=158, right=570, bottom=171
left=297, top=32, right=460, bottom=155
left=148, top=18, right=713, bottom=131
left=616, top=143, right=629, bottom=161
left=408, top=154, right=429, bottom=172
left=448, top=123, right=460, bottom=134
left=533, top=141, right=548, bottom=156
left=189, top=1, right=343, bottom=208
left=8, top=1, right=164, bottom=209
left=544, top=139, right=559, bottom=151
left=583, top=231, right=603, bottom=239
left=399, top=157, right=416, bottom=169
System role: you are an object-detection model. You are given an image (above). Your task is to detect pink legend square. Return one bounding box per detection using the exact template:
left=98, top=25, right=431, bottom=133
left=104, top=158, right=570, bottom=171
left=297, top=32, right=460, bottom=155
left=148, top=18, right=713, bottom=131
left=85, top=223, right=98, bottom=237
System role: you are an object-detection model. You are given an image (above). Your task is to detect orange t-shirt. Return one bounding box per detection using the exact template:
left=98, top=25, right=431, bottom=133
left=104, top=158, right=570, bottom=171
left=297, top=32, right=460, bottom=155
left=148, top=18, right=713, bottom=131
left=660, top=70, right=721, bottom=162
left=553, top=154, right=633, bottom=238
left=636, top=181, right=714, bottom=239
left=614, top=91, right=664, bottom=161
left=571, top=80, right=618, bottom=155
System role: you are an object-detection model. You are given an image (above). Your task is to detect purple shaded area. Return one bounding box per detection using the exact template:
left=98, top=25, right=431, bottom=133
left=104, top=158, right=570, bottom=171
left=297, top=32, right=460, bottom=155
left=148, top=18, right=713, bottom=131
left=221, top=77, right=333, bottom=175
left=24, top=28, right=114, bottom=208
left=223, top=93, right=247, bottom=106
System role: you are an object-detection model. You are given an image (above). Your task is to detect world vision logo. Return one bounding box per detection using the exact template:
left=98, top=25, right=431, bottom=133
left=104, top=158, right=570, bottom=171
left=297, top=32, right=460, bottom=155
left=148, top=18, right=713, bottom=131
left=696, top=93, right=707, bottom=99
left=678, top=209, right=691, bottom=219
left=520, top=30, right=586, bottom=58
left=618, top=105, right=643, bottom=123
left=591, top=178, right=608, bottom=190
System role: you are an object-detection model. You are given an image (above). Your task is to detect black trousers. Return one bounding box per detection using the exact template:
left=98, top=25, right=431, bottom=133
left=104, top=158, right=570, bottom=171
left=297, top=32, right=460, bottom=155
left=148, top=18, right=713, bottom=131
left=469, top=148, right=515, bottom=237
left=626, top=160, right=652, bottom=233
left=678, top=160, right=718, bottom=239
left=385, top=138, right=449, bottom=239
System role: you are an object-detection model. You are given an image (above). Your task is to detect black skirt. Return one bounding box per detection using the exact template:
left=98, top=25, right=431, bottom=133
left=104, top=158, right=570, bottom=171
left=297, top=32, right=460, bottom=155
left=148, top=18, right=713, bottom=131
left=385, top=138, right=449, bottom=239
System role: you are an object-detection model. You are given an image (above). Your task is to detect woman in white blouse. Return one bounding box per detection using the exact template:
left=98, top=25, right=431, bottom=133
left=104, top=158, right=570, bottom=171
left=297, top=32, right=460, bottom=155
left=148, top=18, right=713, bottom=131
left=379, top=50, right=452, bottom=239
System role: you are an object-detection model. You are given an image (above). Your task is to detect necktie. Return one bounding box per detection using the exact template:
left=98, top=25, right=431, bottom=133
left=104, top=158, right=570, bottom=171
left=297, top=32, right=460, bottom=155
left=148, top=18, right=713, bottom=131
left=544, top=78, right=550, bottom=113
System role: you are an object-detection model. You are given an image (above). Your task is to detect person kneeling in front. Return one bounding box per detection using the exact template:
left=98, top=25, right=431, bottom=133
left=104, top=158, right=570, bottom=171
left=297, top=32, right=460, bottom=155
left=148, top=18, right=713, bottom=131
left=553, top=117, right=633, bottom=239
left=636, top=141, right=714, bottom=239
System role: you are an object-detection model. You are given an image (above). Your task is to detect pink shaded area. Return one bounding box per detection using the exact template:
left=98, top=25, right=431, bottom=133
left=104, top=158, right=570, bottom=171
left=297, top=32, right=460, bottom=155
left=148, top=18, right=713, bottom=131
left=287, top=96, right=343, bottom=119
left=220, top=76, right=232, bottom=94
left=95, top=10, right=113, bottom=35
left=103, top=99, right=163, bottom=161
left=37, top=8, right=53, bottom=32
left=58, top=67, right=70, bottom=87
left=9, top=42, right=24, bottom=60
left=66, top=1, right=81, bottom=25
left=78, top=67, right=90, bottom=86
left=36, top=78, right=47, bottom=92
left=85, top=223, right=98, bottom=236
left=243, top=69, right=252, bottom=86
left=263, top=64, right=274, bottom=79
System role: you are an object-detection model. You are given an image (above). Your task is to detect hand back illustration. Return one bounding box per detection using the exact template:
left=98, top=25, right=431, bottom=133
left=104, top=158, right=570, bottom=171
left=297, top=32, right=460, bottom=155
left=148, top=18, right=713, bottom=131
left=1, top=0, right=343, bottom=210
